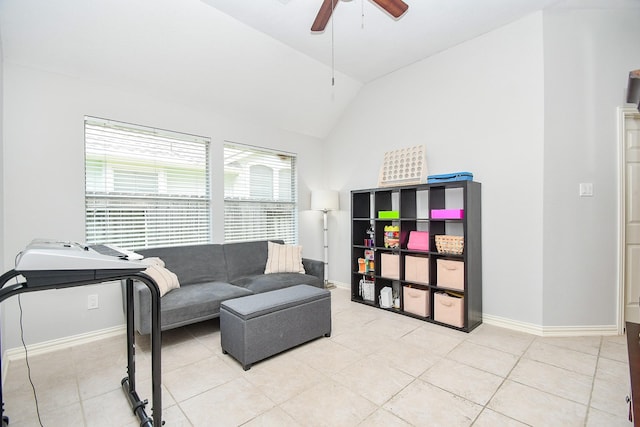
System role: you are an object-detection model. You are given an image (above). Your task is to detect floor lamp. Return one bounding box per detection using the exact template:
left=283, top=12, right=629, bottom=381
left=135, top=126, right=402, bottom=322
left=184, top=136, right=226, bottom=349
left=311, top=190, right=339, bottom=288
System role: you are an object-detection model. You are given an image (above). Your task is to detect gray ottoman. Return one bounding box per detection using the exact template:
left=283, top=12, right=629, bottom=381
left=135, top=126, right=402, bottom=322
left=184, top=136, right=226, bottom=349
left=220, top=284, right=331, bottom=370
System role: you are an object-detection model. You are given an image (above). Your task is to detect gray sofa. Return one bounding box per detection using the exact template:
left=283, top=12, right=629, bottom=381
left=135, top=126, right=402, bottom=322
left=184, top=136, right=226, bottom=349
left=124, top=240, right=324, bottom=334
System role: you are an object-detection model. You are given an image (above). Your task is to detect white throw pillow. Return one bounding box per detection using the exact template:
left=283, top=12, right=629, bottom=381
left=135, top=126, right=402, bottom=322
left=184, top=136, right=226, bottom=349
left=141, top=257, right=180, bottom=297
left=141, top=257, right=165, bottom=268
left=264, top=241, right=306, bottom=274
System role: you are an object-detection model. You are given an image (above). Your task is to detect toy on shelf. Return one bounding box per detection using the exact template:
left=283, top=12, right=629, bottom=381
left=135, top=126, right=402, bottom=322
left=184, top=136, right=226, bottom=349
left=427, top=172, right=473, bottom=184
left=364, top=249, right=375, bottom=274
left=378, top=145, right=428, bottom=187
left=384, top=225, right=400, bottom=249
left=358, top=258, right=366, bottom=274
left=366, top=226, right=375, bottom=247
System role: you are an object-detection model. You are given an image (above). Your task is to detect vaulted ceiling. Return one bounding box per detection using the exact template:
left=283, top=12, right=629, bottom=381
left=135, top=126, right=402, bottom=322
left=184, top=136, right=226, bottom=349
left=1, top=0, right=634, bottom=138
left=203, top=0, right=562, bottom=83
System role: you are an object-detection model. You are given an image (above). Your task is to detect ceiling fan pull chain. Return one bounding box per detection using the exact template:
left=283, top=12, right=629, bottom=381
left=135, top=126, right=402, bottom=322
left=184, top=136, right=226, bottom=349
left=361, top=0, right=365, bottom=29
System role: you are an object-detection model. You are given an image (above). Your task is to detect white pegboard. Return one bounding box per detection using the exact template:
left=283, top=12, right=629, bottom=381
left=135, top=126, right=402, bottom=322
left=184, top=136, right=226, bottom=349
left=378, top=145, right=428, bottom=187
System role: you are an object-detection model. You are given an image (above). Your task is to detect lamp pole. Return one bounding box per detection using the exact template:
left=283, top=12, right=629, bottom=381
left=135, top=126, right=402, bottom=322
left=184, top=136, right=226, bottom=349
left=311, top=189, right=339, bottom=289
left=322, top=208, right=330, bottom=288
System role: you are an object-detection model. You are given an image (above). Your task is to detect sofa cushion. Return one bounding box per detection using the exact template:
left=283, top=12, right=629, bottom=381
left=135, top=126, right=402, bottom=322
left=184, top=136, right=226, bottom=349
left=134, top=280, right=253, bottom=334
left=138, top=244, right=228, bottom=285
left=224, top=240, right=284, bottom=282
left=161, top=281, right=252, bottom=326
left=230, top=272, right=323, bottom=293
left=264, top=241, right=305, bottom=274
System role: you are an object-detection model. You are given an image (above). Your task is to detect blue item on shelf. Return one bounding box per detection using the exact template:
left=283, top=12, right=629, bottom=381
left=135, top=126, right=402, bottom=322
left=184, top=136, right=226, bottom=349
left=427, top=172, right=473, bottom=184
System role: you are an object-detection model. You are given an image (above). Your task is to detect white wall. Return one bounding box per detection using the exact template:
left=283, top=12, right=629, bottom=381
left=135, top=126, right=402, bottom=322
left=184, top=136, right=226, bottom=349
left=0, top=22, right=5, bottom=348
left=542, top=7, right=640, bottom=327
left=326, top=14, right=546, bottom=325
left=327, top=6, right=640, bottom=331
left=0, top=22, right=4, bottom=271
left=0, top=0, right=364, bottom=140
left=1, top=64, right=327, bottom=349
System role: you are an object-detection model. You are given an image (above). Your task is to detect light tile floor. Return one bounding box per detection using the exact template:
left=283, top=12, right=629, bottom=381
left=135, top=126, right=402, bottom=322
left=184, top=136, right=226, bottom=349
left=2, top=287, right=632, bottom=426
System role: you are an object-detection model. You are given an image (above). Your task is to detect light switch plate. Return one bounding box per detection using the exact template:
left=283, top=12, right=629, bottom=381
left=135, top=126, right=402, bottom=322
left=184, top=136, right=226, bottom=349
left=579, top=183, right=593, bottom=197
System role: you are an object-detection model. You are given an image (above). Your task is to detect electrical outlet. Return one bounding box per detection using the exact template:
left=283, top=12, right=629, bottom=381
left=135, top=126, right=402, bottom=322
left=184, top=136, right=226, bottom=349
left=88, top=294, right=99, bottom=310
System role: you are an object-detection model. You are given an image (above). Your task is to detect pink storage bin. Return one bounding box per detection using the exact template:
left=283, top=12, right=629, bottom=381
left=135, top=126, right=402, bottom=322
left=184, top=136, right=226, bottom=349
left=434, top=292, right=464, bottom=327
left=405, top=255, right=429, bottom=284
left=431, top=209, right=464, bottom=219
left=403, top=286, right=429, bottom=317
left=381, top=253, right=400, bottom=279
left=407, top=231, right=429, bottom=251
left=436, top=259, right=464, bottom=290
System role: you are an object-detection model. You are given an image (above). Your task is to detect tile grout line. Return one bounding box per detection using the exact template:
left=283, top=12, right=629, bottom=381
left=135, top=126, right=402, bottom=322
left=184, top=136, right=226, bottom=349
left=468, top=335, right=537, bottom=426
left=582, top=335, right=603, bottom=427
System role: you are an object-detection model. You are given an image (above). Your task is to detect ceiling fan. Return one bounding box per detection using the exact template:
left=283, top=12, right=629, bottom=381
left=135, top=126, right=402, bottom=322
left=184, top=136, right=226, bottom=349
left=311, top=0, right=409, bottom=32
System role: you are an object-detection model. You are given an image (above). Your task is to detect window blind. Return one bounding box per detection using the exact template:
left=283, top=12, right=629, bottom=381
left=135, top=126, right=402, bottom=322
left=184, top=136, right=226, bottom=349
left=224, top=142, right=298, bottom=244
left=85, top=117, right=211, bottom=249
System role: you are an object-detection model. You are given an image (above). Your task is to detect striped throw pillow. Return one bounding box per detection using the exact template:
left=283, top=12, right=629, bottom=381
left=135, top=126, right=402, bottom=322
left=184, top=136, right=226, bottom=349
left=264, top=241, right=306, bottom=274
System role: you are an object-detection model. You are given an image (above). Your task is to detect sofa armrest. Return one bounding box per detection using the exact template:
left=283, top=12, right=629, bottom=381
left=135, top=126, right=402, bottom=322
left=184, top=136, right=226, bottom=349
left=302, top=258, right=324, bottom=283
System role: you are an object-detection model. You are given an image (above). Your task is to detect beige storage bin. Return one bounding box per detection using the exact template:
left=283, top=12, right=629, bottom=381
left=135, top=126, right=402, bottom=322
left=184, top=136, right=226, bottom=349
left=381, top=253, right=400, bottom=279
left=436, top=259, right=464, bottom=290
left=403, top=286, right=429, bottom=317
left=405, top=255, right=429, bottom=284
left=434, top=292, right=464, bottom=328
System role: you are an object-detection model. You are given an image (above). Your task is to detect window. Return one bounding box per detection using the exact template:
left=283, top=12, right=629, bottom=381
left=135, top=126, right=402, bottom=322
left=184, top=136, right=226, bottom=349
left=224, top=142, right=298, bottom=244
left=85, top=117, right=211, bottom=249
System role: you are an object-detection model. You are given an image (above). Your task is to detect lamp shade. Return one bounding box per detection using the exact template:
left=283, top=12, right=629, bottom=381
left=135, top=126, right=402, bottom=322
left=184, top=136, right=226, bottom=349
left=311, top=190, right=339, bottom=211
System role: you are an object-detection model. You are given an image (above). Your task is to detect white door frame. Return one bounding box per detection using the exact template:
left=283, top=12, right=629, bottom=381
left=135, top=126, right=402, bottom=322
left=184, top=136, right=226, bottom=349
left=617, top=106, right=640, bottom=334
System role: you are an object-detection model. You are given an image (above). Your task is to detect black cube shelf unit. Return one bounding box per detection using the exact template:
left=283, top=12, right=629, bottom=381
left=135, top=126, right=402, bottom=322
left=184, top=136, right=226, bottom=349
left=351, top=180, right=482, bottom=332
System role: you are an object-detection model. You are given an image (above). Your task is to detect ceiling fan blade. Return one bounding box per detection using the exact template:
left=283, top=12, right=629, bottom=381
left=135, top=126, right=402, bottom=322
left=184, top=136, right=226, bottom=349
left=370, top=0, right=408, bottom=18
left=311, top=0, right=339, bottom=32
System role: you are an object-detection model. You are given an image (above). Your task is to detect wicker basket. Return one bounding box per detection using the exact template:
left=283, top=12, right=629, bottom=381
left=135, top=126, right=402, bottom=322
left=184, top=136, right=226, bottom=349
left=435, top=235, right=464, bottom=255
left=359, top=278, right=375, bottom=301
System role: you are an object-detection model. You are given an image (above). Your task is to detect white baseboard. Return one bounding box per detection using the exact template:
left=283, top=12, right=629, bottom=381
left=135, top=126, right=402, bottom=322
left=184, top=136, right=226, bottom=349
left=482, top=313, right=544, bottom=335
left=482, top=313, right=620, bottom=337
left=538, top=324, right=620, bottom=337
left=2, top=325, right=126, bottom=385
left=329, top=280, right=350, bottom=290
